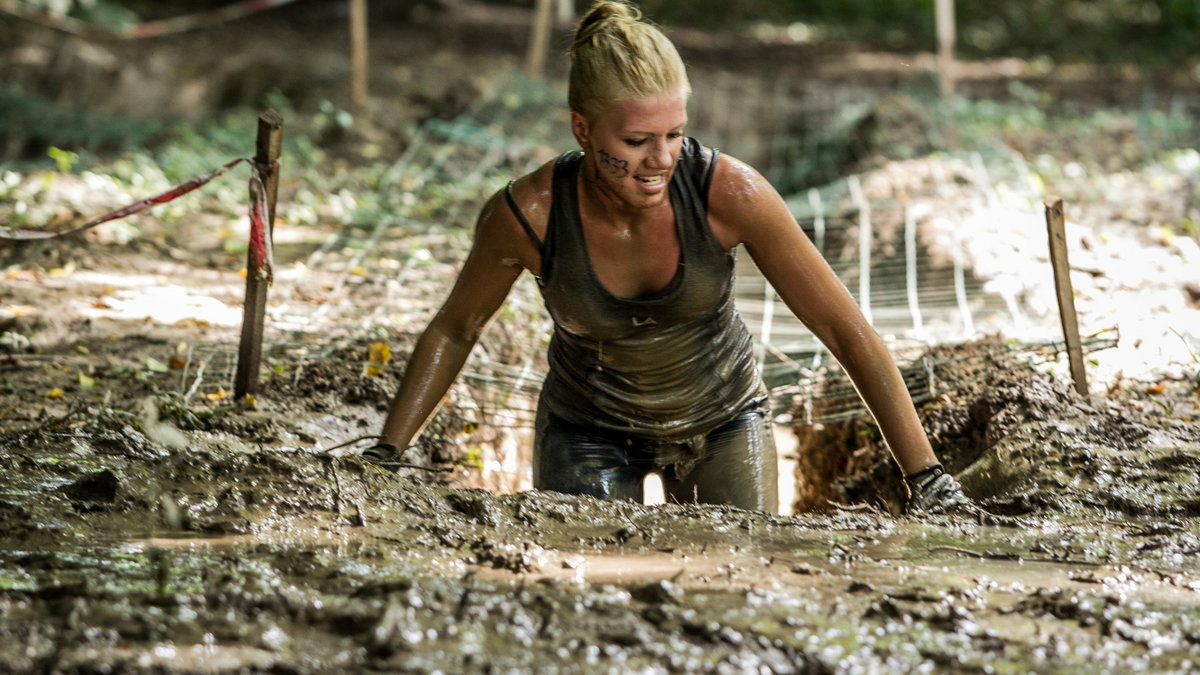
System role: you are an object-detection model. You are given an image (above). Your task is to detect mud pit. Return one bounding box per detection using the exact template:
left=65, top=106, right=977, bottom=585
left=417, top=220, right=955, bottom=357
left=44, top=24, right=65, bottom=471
left=3, top=7, right=1200, bottom=672
left=2, top=332, right=1200, bottom=672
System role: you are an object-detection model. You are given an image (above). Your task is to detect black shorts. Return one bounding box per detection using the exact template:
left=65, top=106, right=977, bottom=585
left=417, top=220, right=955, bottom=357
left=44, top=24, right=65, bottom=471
left=533, top=400, right=778, bottom=512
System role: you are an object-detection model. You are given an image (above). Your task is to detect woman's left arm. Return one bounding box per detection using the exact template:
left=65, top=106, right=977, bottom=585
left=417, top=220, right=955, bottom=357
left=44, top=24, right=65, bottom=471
left=708, top=155, right=939, bottom=477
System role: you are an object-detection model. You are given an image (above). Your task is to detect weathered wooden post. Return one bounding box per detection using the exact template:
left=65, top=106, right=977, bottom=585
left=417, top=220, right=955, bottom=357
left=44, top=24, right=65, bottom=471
left=935, top=0, right=956, bottom=99
left=235, top=110, right=283, bottom=401
left=526, top=0, right=554, bottom=78
left=1044, top=197, right=1088, bottom=396
left=350, top=0, right=369, bottom=113
left=556, top=0, right=574, bottom=26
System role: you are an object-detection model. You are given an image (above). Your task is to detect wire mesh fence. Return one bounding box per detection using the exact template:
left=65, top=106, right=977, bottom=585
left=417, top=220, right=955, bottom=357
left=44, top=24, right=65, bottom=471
left=161, top=66, right=1192, bottom=438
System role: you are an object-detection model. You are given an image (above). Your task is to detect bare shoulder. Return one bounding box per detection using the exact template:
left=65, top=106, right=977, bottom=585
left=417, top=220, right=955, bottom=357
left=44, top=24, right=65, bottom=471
left=706, top=152, right=788, bottom=248
left=474, top=158, right=556, bottom=273
left=500, top=158, right=556, bottom=239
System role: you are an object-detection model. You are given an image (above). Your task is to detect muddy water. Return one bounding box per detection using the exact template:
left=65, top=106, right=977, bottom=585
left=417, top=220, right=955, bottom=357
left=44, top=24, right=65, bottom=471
left=0, top=349, right=1197, bottom=672
left=2, top=419, right=1200, bottom=674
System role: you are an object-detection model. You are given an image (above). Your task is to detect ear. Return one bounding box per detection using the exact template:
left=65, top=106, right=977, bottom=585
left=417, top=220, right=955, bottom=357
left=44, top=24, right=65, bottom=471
left=570, top=111, right=591, bottom=150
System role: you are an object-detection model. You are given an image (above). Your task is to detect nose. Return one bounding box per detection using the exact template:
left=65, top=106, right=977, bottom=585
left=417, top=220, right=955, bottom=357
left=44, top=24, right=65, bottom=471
left=646, top=140, right=674, bottom=170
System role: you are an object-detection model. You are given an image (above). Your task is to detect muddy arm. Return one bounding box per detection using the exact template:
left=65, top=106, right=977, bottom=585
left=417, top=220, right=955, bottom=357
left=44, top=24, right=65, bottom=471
left=708, top=156, right=940, bottom=476
left=378, top=191, right=527, bottom=449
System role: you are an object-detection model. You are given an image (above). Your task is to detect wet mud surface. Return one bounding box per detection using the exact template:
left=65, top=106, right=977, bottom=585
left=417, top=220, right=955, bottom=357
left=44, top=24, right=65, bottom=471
left=3, top=5, right=1200, bottom=670
left=2, top=347, right=1200, bottom=673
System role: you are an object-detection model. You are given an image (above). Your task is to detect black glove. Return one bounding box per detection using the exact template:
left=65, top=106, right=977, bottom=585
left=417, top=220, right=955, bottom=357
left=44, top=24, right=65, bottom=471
left=361, top=443, right=398, bottom=464
left=905, top=464, right=972, bottom=514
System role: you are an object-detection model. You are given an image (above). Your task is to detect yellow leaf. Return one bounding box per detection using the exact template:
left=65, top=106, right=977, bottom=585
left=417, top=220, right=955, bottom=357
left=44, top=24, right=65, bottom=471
left=78, top=371, right=96, bottom=389
left=44, top=388, right=64, bottom=399
left=364, top=341, right=392, bottom=376
left=239, top=268, right=248, bottom=279
left=48, top=267, right=69, bottom=277
left=74, top=345, right=90, bottom=355
left=351, top=266, right=367, bottom=276
left=205, top=388, right=229, bottom=402
left=244, top=393, right=257, bottom=409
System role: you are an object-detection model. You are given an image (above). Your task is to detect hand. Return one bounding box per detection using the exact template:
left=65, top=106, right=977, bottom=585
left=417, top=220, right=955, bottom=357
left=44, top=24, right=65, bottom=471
left=361, top=443, right=398, bottom=465
left=905, top=464, right=972, bottom=514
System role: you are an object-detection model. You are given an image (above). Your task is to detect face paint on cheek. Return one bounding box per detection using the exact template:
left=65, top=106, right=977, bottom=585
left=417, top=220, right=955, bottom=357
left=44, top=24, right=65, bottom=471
left=596, top=148, right=630, bottom=178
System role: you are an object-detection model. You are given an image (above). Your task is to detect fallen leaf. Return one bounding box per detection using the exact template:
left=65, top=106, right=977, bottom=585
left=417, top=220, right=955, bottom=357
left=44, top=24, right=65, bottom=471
left=78, top=371, right=96, bottom=389
left=145, top=357, right=169, bottom=373
left=205, top=389, right=230, bottom=402
left=44, top=388, right=64, bottom=399
left=364, top=341, right=392, bottom=376
left=169, top=356, right=187, bottom=370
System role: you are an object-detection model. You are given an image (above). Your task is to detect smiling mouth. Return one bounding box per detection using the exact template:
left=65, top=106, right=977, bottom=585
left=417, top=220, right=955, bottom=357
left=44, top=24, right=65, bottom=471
left=636, top=175, right=664, bottom=185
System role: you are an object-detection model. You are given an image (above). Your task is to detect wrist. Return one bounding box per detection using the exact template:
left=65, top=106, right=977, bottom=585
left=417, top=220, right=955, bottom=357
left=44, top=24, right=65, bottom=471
left=904, top=463, right=945, bottom=491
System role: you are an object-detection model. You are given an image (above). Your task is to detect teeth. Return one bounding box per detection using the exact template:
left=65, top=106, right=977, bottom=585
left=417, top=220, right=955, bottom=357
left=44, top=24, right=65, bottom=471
left=638, top=175, right=663, bottom=184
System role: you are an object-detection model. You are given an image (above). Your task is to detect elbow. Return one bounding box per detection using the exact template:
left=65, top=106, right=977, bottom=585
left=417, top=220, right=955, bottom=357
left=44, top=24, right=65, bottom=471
left=428, top=310, right=488, bottom=349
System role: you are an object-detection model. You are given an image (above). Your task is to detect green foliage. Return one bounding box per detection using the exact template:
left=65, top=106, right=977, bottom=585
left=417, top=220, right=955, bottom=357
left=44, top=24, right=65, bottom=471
left=20, top=0, right=137, bottom=26
left=642, top=0, right=1200, bottom=65
left=0, top=88, right=162, bottom=165
left=932, top=84, right=1198, bottom=167
left=47, top=147, right=79, bottom=173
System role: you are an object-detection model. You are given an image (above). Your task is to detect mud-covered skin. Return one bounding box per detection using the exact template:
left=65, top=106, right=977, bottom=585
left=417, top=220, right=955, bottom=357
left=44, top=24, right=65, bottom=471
left=2, top=395, right=1200, bottom=673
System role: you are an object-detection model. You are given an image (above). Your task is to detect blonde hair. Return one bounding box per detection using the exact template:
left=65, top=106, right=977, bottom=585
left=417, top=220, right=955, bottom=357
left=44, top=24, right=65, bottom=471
left=568, top=1, right=691, bottom=121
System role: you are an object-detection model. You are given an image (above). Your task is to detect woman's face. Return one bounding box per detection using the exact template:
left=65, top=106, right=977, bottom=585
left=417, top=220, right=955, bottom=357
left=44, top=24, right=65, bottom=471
left=572, top=90, right=688, bottom=211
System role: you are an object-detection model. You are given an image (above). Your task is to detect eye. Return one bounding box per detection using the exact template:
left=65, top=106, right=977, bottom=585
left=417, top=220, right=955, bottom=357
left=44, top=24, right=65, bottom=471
left=624, top=138, right=647, bottom=147
left=668, top=132, right=684, bottom=140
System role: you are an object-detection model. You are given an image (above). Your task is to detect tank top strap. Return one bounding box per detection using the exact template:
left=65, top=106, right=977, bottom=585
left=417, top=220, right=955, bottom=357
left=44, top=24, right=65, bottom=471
left=701, top=147, right=720, bottom=208
left=504, top=180, right=543, bottom=252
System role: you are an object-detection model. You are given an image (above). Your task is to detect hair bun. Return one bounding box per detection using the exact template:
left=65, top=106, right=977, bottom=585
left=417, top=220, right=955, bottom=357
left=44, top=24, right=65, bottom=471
left=567, top=0, right=690, bottom=120
left=571, top=1, right=642, bottom=57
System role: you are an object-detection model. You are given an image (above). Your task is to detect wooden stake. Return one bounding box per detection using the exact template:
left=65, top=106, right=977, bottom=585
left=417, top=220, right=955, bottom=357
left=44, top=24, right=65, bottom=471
left=1044, top=197, right=1088, bottom=396
left=526, top=0, right=554, bottom=78
left=556, top=0, right=574, bottom=26
left=350, top=0, right=368, bottom=113
left=235, top=110, right=283, bottom=401
left=935, top=0, right=956, bottom=99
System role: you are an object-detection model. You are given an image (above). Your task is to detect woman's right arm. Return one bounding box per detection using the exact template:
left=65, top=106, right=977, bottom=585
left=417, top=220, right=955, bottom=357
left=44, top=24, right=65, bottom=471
left=376, top=186, right=537, bottom=450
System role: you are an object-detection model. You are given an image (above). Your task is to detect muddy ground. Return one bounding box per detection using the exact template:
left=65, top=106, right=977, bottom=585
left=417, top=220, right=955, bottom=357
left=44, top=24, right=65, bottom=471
left=2, top=278, right=1199, bottom=673
left=4, top=262, right=1200, bottom=663
left=4, top=3, right=1200, bottom=673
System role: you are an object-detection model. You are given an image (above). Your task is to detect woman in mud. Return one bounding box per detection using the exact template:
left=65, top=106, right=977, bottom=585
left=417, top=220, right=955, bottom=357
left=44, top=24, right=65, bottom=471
left=367, top=0, right=968, bottom=514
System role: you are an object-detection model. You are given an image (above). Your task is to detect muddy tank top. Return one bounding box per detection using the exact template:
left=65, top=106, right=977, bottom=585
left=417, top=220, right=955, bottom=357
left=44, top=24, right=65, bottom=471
left=507, top=138, right=763, bottom=442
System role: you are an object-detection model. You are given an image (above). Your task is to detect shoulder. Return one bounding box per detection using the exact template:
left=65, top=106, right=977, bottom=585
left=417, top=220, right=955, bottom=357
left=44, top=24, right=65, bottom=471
left=502, top=158, right=556, bottom=234
left=705, top=153, right=788, bottom=248
left=473, top=158, right=557, bottom=272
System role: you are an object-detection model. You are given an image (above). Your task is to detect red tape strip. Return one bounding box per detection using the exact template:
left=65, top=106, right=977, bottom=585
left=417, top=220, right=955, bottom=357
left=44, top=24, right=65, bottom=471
left=3, top=156, right=277, bottom=282
left=0, top=0, right=301, bottom=40
left=2, top=156, right=277, bottom=284
left=2, top=157, right=253, bottom=241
